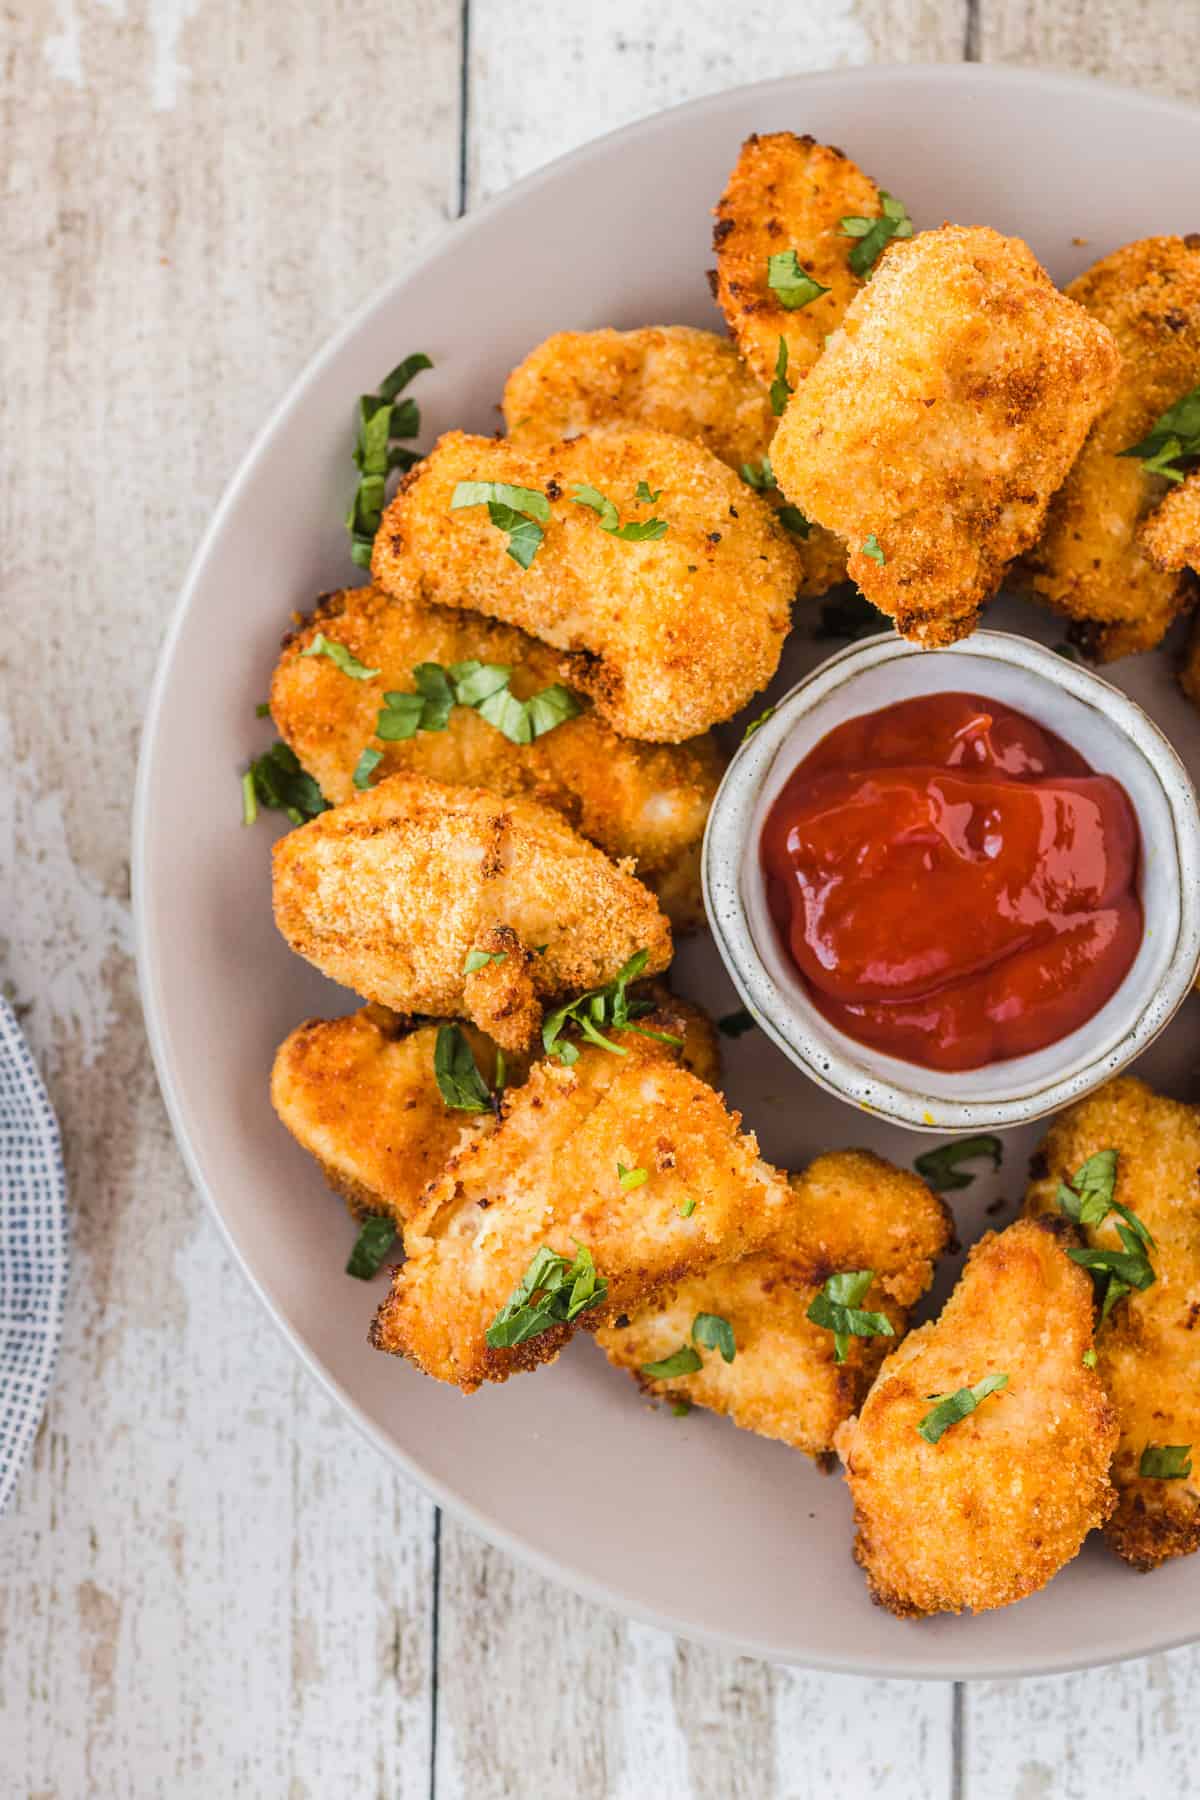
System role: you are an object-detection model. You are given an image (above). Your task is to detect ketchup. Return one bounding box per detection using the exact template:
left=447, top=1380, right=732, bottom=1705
left=760, top=692, right=1143, bottom=1072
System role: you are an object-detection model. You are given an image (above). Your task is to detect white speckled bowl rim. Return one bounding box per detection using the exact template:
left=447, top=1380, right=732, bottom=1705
left=705, top=631, right=1200, bottom=1132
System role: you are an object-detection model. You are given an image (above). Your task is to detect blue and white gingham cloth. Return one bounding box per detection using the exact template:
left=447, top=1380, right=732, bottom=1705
left=0, top=997, right=68, bottom=1517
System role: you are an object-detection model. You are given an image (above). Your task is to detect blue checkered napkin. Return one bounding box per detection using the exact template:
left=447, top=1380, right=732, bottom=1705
left=0, top=997, right=68, bottom=1517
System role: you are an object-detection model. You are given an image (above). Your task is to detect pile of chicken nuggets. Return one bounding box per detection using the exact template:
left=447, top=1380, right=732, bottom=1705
left=259, top=129, right=1200, bottom=1620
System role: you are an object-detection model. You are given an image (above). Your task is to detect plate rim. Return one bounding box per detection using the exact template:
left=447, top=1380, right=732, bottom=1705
left=132, top=60, right=1200, bottom=1679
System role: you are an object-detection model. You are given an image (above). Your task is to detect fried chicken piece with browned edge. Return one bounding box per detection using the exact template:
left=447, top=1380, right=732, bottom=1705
left=1142, top=468, right=1200, bottom=577
left=1025, top=1076, right=1200, bottom=1571
left=835, top=1219, right=1116, bottom=1617
left=770, top=225, right=1121, bottom=647
left=272, top=772, right=671, bottom=1052
left=596, top=1150, right=951, bottom=1458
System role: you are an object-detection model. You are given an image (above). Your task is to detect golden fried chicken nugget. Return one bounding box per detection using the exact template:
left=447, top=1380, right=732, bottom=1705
left=1141, top=468, right=1200, bottom=575
left=835, top=1219, right=1116, bottom=1617
left=370, top=1021, right=793, bottom=1390
left=272, top=772, right=672, bottom=1051
left=770, top=225, right=1121, bottom=646
left=269, top=585, right=723, bottom=929
left=712, top=133, right=881, bottom=386
left=1024, top=236, right=1200, bottom=660
left=596, top=1151, right=951, bottom=1457
left=1025, top=1076, right=1200, bottom=1570
left=503, top=326, right=848, bottom=598
left=270, top=1007, right=514, bottom=1227
left=370, top=429, right=800, bottom=741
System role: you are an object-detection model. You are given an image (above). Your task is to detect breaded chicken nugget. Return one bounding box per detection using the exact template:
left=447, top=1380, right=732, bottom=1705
left=770, top=225, right=1121, bottom=646
left=1141, top=468, right=1200, bottom=575
left=269, top=585, right=724, bottom=928
left=272, top=772, right=672, bottom=1051
left=1024, top=236, right=1200, bottom=660
left=835, top=1219, right=1116, bottom=1617
left=712, top=133, right=882, bottom=386
left=370, top=429, right=800, bottom=741
left=271, top=1007, right=513, bottom=1226
left=596, top=1151, right=951, bottom=1457
left=1025, top=1077, right=1200, bottom=1570
left=503, top=326, right=848, bottom=598
left=370, top=1020, right=793, bottom=1390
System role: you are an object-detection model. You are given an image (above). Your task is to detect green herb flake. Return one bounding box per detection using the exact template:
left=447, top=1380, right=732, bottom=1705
left=464, top=948, right=508, bottom=974
left=571, top=482, right=668, bottom=542
left=1139, top=1443, right=1193, bottom=1480
left=1055, top=1149, right=1119, bottom=1227
left=769, top=336, right=791, bottom=416
left=777, top=504, right=811, bottom=539
left=766, top=249, right=831, bottom=311
left=1057, top=1149, right=1156, bottom=1319
left=243, top=742, right=329, bottom=827
left=433, top=1024, right=495, bottom=1113
left=914, top=1135, right=1003, bottom=1194
left=742, top=706, right=775, bottom=743
left=1082, top=1348, right=1098, bottom=1369
left=451, top=481, right=551, bottom=568
left=345, top=354, right=431, bottom=565
left=692, top=1312, right=736, bottom=1365
left=840, top=191, right=914, bottom=277
left=1118, top=384, right=1200, bottom=483
left=917, top=1373, right=1009, bottom=1446
left=641, top=1344, right=703, bottom=1381
left=635, top=480, right=662, bottom=504
left=299, top=633, right=381, bottom=681
left=740, top=457, right=775, bottom=492
left=671, top=1399, right=692, bottom=1417
left=345, top=1214, right=397, bottom=1281
left=541, top=949, right=681, bottom=1066
left=617, top=1161, right=648, bottom=1191
left=240, top=770, right=258, bottom=827
left=352, top=746, right=383, bottom=790
left=486, top=1243, right=609, bottom=1349
left=255, top=701, right=271, bottom=718
left=862, top=534, right=886, bottom=565
left=717, top=1008, right=755, bottom=1038
left=376, top=661, right=580, bottom=747
left=678, top=1198, right=697, bottom=1218
left=806, top=1270, right=895, bottom=1364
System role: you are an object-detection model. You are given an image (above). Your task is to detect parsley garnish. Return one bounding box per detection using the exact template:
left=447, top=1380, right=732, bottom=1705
left=742, top=706, right=775, bottom=743
left=777, top=505, right=811, bottom=538
left=678, top=1198, right=697, bottom=1218
left=1057, top=1150, right=1157, bottom=1319
left=486, top=1244, right=608, bottom=1348
left=840, top=192, right=913, bottom=277
left=1055, top=1150, right=1119, bottom=1227
left=815, top=591, right=886, bottom=640
left=451, top=480, right=551, bottom=569
left=571, top=483, right=668, bottom=541
left=914, top=1136, right=1003, bottom=1194
left=766, top=249, right=830, bottom=310
left=464, top=948, right=508, bottom=974
left=635, top=481, right=662, bottom=504
left=918, top=1374, right=1009, bottom=1445
left=617, top=1161, right=648, bottom=1191
left=255, top=701, right=271, bottom=718
left=243, top=742, right=329, bottom=827
left=769, top=337, right=790, bottom=416
left=1083, top=1348, right=1098, bottom=1369
left=1140, top=1444, right=1193, bottom=1480
left=692, top=1312, right=736, bottom=1364
left=433, top=1024, right=495, bottom=1113
left=718, top=1008, right=755, bottom=1037
left=862, top=535, right=885, bottom=565
left=346, top=354, right=432, bottom=567
left=345, top=1215, right=397, bottom=1281
left=671, top=1399, right=692, bottom=1417
left=740, top=457, right=775, bottom=491
left=541, top=950, right=681, bottom=1066
left=299, top=633, right=380, bottom=681
left=352, top=746, right=383, bottom=790
left=806, top=1271, right=895, bottom=1363
left=642, top=1345, right=703, bottom=1380
left=374, top=659, right=580, bottom=748
left=1118, top=384, right=1200, bottom=483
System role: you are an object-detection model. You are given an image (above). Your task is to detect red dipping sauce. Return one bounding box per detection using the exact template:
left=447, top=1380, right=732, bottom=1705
left=760, top=692, right=1143, bottom=1072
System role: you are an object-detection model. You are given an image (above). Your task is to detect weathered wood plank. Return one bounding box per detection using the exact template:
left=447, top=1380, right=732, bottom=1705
left=979, top=0, right=1200, bottom=103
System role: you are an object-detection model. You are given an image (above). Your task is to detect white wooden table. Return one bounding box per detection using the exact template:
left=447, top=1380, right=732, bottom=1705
left=3, top=3, right=1198, bottom=1793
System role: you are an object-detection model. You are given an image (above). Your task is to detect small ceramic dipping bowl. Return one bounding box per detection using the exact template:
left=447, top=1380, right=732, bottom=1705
left=703, top=630, right=1200, bottom=1134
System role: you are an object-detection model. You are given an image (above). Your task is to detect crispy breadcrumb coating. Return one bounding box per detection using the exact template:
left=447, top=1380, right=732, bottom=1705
left=502, top=325, right=848, bottom=599
left=272, top=772, right=672, bottom=1051
left=1023, top=236, right=1200, bottom=660
left=770, top=225, right=1121, bottom=646
left=596, top=1150, right=951, bottom=1457
left=712, top=132, right=880, bottom=386
left=369, top=1019, right=792, bottom=1390
left=1025, top=1076, right=1200, bottom=1571
left=835, top=1219, right=1116, bottom=1617
left=370, top=429, right=800, bottom=741
left=269, top=585, right=723, bottom=929
left=1141, top=468, right=1200, bottom=575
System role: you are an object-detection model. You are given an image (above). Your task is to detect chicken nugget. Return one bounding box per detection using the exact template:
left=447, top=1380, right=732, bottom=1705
left=269, top=585, right=723, bottom=929
left=272, top=772, right=672, bottom=1051
left=835, top=1219, right=1116, bottom=1617
left=1141, top=468, right=1200, bottom=576
left=370, top=1021, right=793, bottom=1390
left=712, top=133, right=882, bottom=386
left=370, top=428, right=800, bottom=741
left=596, top=1150, right=951, bottom=1457
left=770, top=225, right=1121, bottom=646
left=1024, top=1076, right=1200, bottom=1570
left=1022, top=236, right=1200, bottom=659
left=503, top=326, right=848, bottom=598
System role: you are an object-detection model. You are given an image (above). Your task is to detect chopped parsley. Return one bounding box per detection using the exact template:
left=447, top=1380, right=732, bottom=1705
left=1055, top=1150, right=1119, bottom=1228
left=692, top=1312, right=736, bottom=1364
left=345, top=1215, right=397, bottom=1281
left=717, top=1008, right=755, bottom=1038
left=777, top=504, right=811, bottom=538
left=451, top=480, right=551, bottom=568
left=1082, top=1348, right=1098, bottom=1370
left=486, top=1244, right=608, bottom=1349
left=806, top=1270, right=895, bottom=1364
left=917, top=1373, right=1009, bottom=1445
left=242, top=741, right=329, bottom=827
left=635, top=480, right=662, bottom=504
left=769, top=336, right=791, bottom=416
left=374, top=659, right=580, bottom=749
left=678, top=1198, right=697, bottom=1218
left=862, top=534, right=886, bottom=565
left=741, top=706, right=776, bottom=743
left=1056, top=1150, right=1157, bottom=1320
left=840, top=192, right=913, bottom=277
left=766, top=249, right=830, bottom=310
left=352, top=746, right=383, bottom=790
left=571, top=482, right=668, bottom=541
left=255, top=701, right=271, bottom=718
left=642, top=1344, right=703, bottom=1380
left=346, top=353, right=432, bottom=567
left=671, top=1399, right=692, bottom=1417
left=1139, top=1443, right=1193, bottom=1480
left=815, top=590, right=886, bottom=641
left=464, top=949, right=507, bottom=974
left=433, top=1024, right=495, bottom=1113
left=299, top=633, right=380, bottom=681
left=740, top=457, right=775, bottom=491
left=617, top=1161, right=648, bottom=1191
left=914, top=1136, right=1003, bottom=1194
left=541, top=949, right=681, bottom=1066
left=1118, top=383, right=1200, bottom=483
